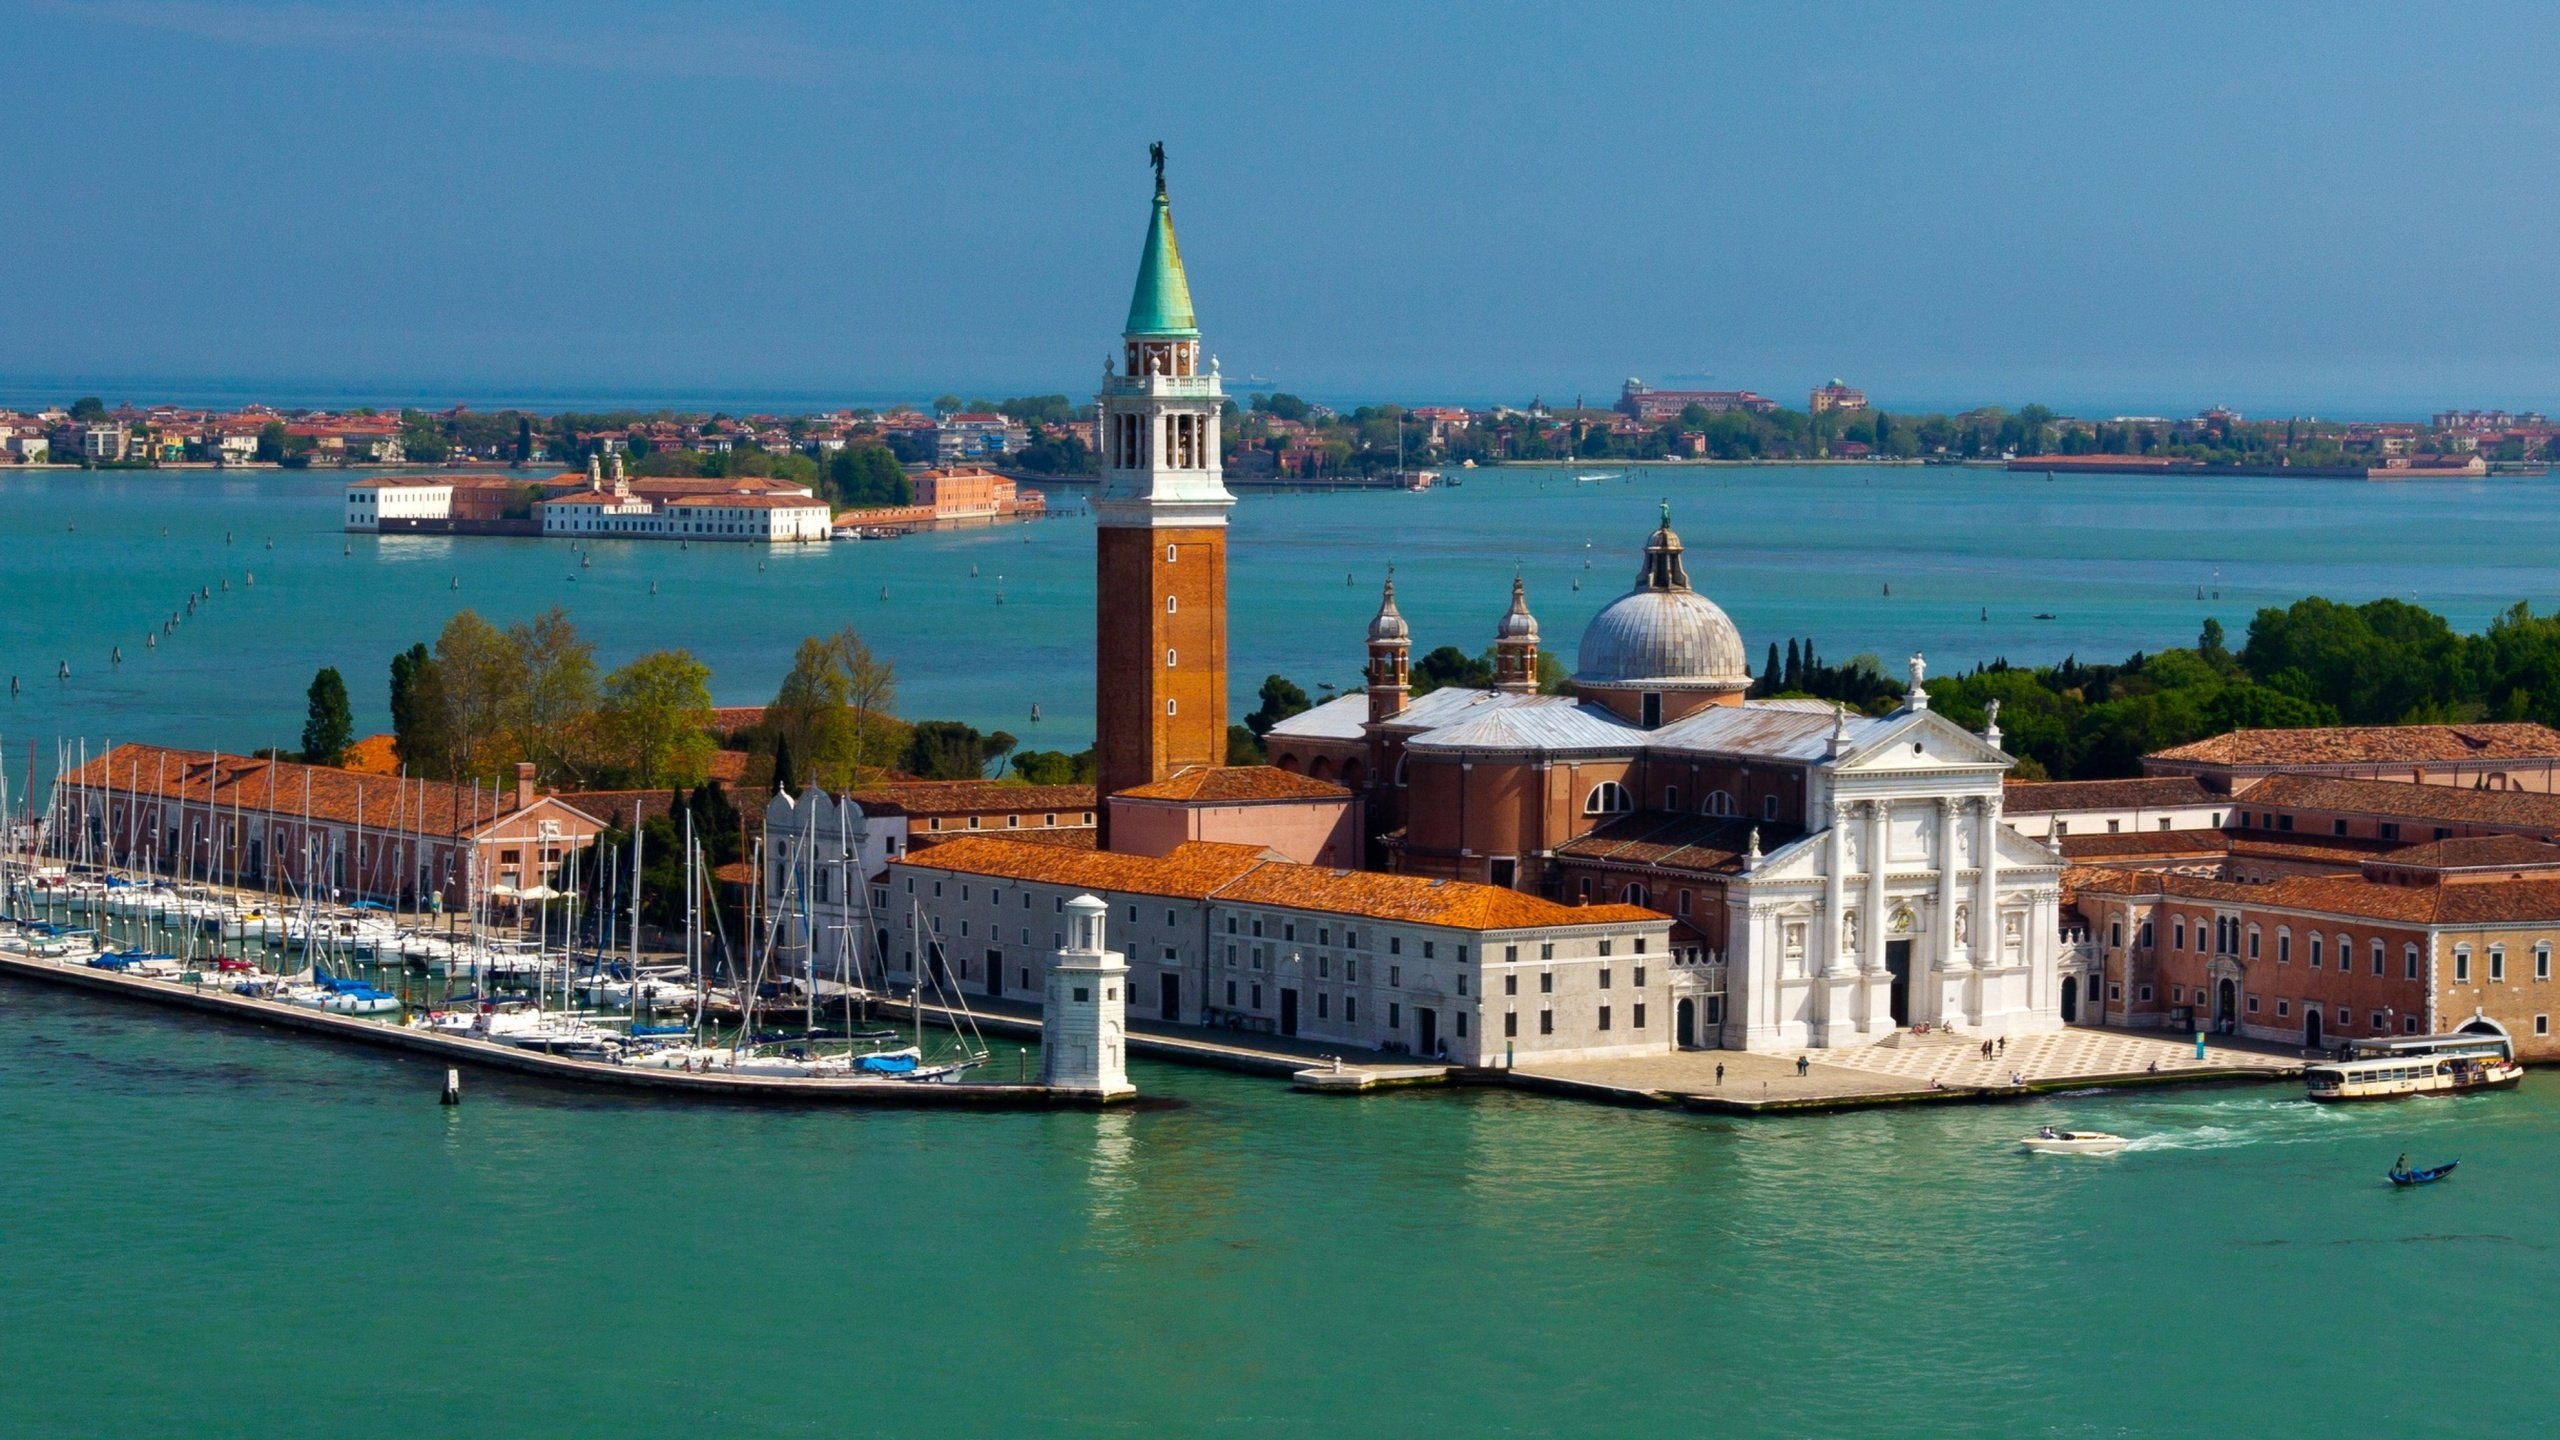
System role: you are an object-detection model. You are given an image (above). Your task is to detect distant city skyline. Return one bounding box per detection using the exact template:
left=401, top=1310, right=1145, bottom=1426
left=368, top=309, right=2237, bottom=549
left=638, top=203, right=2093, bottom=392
left=5, top=2, right=2557, bottom=410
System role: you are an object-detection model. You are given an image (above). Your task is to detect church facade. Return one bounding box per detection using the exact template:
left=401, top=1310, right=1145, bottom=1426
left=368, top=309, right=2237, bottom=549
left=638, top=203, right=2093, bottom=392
left=1265, top=514, right=2074, bottom=1050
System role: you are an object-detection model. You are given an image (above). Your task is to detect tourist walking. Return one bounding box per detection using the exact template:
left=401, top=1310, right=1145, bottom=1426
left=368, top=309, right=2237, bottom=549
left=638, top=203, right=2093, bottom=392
left=1715, top=1063, right=1725, bottom=1086
left=1796, top=1055, right=1810, bottom=1077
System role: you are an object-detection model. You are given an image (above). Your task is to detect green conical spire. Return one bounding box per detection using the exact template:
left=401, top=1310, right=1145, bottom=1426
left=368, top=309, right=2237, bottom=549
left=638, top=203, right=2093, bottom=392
left=1124, top=179, right=1199, bottom=339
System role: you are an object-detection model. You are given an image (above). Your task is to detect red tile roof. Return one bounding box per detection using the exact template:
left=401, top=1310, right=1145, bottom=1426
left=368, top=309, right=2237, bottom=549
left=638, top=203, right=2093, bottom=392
left=2003, top=777, right=2219, bottom=814
left=2235, top=774, right=2560, bottom=833
left=2069, top=868, right=2560, bottom=927
left=896, top=836, right=1667, bottom=932
left=2149, top=723, right=2560, bottom=768
left=1115, top=766, right=1350, bottom=803
left=852, top=782, right=1096, bottom=818
left=63, top=743, right=596, bottom=837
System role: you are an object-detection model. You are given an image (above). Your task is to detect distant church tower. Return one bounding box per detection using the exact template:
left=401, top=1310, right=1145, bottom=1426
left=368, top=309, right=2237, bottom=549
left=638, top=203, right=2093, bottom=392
left=1493, top=573, right=1540, bottom=693
left=1094, top=145, right=1234, bottom=828
left=1366, top=571, right=1411, bottom=723
left=1042, top=894, right=1134, bottom=1098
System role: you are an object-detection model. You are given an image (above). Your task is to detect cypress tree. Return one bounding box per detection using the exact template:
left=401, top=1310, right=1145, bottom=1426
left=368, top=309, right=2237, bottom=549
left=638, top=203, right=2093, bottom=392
left=773, top=734, right=797, bottom=796
left=1761, top=642, right=1781, bottom=696
left=1783, top=639, right=1801, bottom=690
left=302, top=666, right=353, bottom=766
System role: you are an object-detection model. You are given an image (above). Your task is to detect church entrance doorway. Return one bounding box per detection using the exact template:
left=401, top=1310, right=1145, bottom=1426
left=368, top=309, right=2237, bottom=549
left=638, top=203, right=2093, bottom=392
left=1415, top=1006, right=1438, bottom=1057
left=2304, top=1007, right=2323, bottom=1050
left=1159, top=974, right=1180, bottom=1023
left=2060, top=976, right=2078, bottom=1023
left=1885, top=940, right=1913, bottom=1026
left=1279, top=987, right=1299, bottom=1037
left=986, top=949, right=1004, bottom=997
left=2217, top=979, right=2237, bottom=1028
left=1676, top=998, right=1696, bottom=1048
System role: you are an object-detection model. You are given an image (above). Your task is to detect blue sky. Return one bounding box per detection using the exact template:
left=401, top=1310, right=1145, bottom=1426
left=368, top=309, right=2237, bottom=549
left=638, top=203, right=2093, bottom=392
left=4, top=0, right=2557, bottom=414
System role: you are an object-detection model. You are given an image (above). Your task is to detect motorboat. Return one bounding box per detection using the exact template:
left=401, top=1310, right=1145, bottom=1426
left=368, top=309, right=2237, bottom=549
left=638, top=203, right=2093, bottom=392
left=2021, top=1127, right=2130, bottom=1156
left=2307, top=1033, right=2522, bottom=1101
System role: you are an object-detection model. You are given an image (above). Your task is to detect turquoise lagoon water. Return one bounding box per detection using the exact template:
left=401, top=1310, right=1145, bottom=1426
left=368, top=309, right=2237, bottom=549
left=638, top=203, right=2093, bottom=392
left=5, top=465, right=2560, bottom=1433
left=3, top=981, right=2558, bottom=1438
left=0, top=464, right=2555, bottom=779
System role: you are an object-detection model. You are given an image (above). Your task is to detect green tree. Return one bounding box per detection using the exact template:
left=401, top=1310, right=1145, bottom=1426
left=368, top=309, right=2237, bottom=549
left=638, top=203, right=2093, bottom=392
left=1244, top=674, right=1311, bottom=736
left=598, top=649, right=716, bottom=787
left=397, top=409, right=452, bottom=463
left=765, top=628, right=903, bottom=789
left=1254, top=392, right=1312, bottom=422
left=772, top=734, right=797, bottom=795
left=388, top=642, right=446, bottom=775
left=1011, top=749, right=1096, bottom=784
left=431, top=610, right=527, bottom=782
left=301, top=667, right=353, bottom=766
left=932, top=395, right=963, bottom=416
left=69, top=396, right=107, bottom=422
left=1412, top=645, right=1494, bottom=695
left=903, top=720, right=1016, bottom=780
left=826, top=445, right=912, bottom=508
left=507, top=607, right=598, bottom=782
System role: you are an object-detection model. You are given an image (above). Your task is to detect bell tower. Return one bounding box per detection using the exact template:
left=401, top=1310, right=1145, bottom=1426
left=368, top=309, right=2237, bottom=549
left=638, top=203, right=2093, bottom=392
left=1366, top=570, right=1411, bottom=723
left=1094, top=146, right=1235, bottom=825
left=1493, top=572, right=1540, bottom=693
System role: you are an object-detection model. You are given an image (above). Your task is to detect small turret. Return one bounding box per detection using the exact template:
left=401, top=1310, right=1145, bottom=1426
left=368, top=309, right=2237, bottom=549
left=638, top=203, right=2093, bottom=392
left=1367, top=569, right=1411, bottom=723
left=1493, top=572, right=1540, bottom=694
left=1042, top=894, right=1134, bottom=1098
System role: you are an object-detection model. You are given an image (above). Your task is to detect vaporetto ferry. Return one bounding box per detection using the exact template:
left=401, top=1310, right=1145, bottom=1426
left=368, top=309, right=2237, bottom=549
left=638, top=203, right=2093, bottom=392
left=2303, top=1032, right=2523, bottom=1102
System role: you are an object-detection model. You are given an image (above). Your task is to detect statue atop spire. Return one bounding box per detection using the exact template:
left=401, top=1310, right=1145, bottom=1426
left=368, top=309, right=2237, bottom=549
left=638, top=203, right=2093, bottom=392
left=1150, top=140, right=1165, bottom=194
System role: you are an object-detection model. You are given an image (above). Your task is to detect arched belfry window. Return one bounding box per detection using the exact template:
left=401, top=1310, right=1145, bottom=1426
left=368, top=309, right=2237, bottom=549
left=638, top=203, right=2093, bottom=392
left=1585, top=781, right=1632, bottom=816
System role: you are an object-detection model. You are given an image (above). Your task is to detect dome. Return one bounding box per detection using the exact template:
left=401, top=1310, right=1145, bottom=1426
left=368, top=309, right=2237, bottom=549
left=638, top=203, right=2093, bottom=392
left=1496, top=574, right=1539, bottom=642
left=1573, top=509, right=1752, bottom=692
left=1367, top=573, right=1410, bottom=644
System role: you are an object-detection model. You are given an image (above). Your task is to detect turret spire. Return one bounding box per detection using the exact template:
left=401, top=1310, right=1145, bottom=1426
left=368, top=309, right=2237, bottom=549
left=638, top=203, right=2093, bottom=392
left=1125, top=143, right=1197, bottom=339
left=1494, top=569, right=1540, bottom=694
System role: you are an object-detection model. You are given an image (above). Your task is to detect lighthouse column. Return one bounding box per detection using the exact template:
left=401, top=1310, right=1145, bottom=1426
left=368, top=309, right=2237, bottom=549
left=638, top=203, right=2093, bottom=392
left=1042, top=894, right=1135, bottom=1099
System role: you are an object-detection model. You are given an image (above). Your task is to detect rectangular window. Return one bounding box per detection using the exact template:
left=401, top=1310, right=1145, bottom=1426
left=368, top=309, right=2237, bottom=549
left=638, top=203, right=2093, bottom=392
left=1389, top=966, right=1401, bottom=987
left=1598, top=1005, right=1612, bottom=1032
left=2277, top=1000, right=2291, bottom=1017
left=1539, top=971, right=1554, bottom=994
left=2492, top=948, right=2507, bottom=982
left=2539, top=947, right=2552, bottom=981
left=2373, top=941, right=2385, bottom=977
left=1504, top=1011, right=1517, bottom=1038
left=1251, top=984, right=1262, bottom=1008
left=1346, top=996, right=1357, bottom=1024
left=2539, top=1015, right=2552, bottom=1037
left=1633, top=1002, right=1647, bottom=1029
left=1633, top=966, right=1646, bottom=988
left=1539, top=1010, right=1554, bottom=1036
left=1599, top=969, right=1613, bottom=990
left=1540, top=942, right=1554, bottom=960
left=2456, top=948, right=2471, bottom=983
left=1599, top=939, right=1613, bottom=957
left=1503, top=944, right=1517, bottom=963
left=1225, top=980, right=1236, bottom=1005
left=1504, top=973, right=1517, bottom=996
left=1317, top=992, right=1329, bottom=1019
left=1456, top=1013, right=1468, bottom=1038
left=2249, top=930, right=2261, bottom=961
left=1387, top=1002, right=1400, bottom=1030
left=1422, top=941, right=1434, bottom=959
left=2381, top=822, right=2400, bottom=841
left=2248, top=996, right=2260, bottom=1013
left=1457, top=973, right=1468, bottom=996
left=1389, top=936, right=1402, bottom=955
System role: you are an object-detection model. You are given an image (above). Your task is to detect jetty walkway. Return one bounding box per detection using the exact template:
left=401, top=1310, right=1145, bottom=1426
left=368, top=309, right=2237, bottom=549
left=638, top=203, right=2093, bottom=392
left=0, top=947, right=1120, bottom=1109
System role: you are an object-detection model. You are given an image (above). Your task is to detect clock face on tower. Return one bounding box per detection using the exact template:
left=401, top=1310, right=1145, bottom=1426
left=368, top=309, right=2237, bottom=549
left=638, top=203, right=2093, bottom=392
left=1093, top=164, right=1234, bottom=818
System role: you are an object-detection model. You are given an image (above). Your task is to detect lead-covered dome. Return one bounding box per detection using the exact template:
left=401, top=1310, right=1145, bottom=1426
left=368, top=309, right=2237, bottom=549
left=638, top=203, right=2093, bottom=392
left=1573, top=509, right=1752, bottom=693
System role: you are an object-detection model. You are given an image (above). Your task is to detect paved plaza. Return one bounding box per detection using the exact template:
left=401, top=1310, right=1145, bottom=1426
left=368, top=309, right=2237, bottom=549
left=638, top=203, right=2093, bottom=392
left=1513, top=1025, right=2303, bottom=1110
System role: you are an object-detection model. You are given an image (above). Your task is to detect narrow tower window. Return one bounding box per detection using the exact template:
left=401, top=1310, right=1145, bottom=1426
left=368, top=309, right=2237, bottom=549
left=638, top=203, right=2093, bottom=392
left=1166, top=699, right=1178, bottom=716
left=1166, top=595, right=1178, bottom=614
left=1166, top=649, right=1177, bottom=668
left=1165, top=543, right=1177, bottom=563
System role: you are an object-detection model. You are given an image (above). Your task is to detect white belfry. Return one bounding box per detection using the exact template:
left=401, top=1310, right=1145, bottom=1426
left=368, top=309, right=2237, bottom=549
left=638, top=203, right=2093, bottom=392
left=1042, top=894, right=1134, bottom=1098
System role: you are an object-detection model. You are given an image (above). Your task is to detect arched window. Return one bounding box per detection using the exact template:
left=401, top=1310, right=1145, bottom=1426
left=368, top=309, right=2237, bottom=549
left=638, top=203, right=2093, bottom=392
left=1393, top=754, right=1409, bottom=787
left=1165, top=649, right=1177, bottom=668
left=1622, top=882, right=1649, bottom=906
left=1165, top=542, right=1177, bottom=563
left=1663, top=786, right=1680, bottom=812
left=1166, top=595, right=1177, bottom=614
left=1763, top=794, right=1780, bottom=821
left=1584, top=781, right=1632, bottom=816
left=2173, top=917, right=2186, bottom=951
left=1705, top=790, right=1736, bottom=817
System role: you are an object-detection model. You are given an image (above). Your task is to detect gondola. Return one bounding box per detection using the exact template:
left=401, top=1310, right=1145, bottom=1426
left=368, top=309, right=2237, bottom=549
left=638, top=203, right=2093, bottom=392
left=2387, top=1160, right=2457, bottom=1186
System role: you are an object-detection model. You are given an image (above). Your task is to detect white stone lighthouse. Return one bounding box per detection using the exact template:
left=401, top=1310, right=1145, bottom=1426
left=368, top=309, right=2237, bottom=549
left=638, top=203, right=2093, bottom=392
left=1042, top=894, right=1134, bottom=1098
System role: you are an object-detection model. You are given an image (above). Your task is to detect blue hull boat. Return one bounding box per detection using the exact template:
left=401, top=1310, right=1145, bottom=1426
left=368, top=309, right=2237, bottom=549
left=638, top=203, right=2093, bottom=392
left=2388, top=1160, right=2457, bottom=1186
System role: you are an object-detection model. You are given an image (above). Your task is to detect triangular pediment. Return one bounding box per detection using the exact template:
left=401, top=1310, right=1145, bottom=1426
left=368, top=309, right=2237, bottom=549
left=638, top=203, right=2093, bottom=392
left=1832, top=708, right=2014, bottom=774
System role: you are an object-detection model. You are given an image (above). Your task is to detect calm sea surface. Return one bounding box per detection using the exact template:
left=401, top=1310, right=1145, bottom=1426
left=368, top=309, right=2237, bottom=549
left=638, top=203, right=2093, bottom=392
left=5, top=464, right=2560, bottom=1437
left=1, top=464, right=2556, bottom=772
